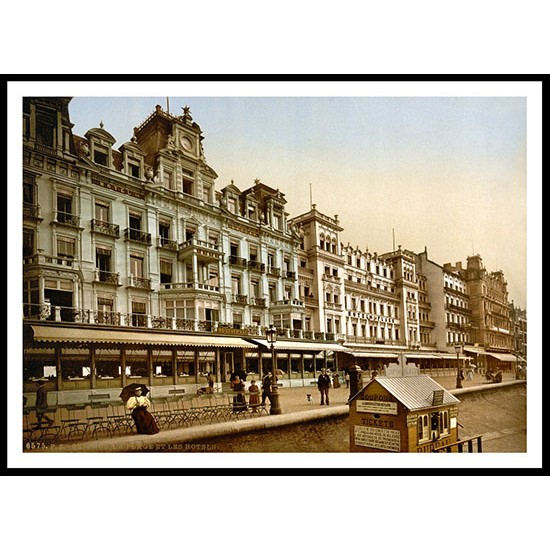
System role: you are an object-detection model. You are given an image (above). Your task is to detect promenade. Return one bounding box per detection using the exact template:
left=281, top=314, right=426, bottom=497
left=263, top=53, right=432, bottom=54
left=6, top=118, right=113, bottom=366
left=32, top=370, right=522, bottom=453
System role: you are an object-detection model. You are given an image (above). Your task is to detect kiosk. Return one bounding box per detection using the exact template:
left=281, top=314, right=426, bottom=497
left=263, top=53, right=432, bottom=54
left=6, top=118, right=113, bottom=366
left=349, top=375, right=461, bottom=452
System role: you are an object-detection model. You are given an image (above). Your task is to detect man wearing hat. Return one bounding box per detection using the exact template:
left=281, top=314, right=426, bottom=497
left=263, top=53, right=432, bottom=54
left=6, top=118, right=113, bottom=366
left=35, top=379, right=54, bottom=427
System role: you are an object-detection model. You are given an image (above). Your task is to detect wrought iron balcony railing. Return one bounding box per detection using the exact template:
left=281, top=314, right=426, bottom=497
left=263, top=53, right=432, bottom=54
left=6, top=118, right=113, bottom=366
left=55, top=211, right=80, bottom=227
left=124, top=228, right=152, bottom=245
left=94, top=269, right=120, bottom=285
left=128, top=274, right=152, bottom=289
left=91, top=219, right=120, bottom=238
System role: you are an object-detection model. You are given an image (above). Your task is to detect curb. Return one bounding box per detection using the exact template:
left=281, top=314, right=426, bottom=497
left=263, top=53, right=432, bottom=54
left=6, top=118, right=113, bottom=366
left=51, top=405, right=350, bottom=453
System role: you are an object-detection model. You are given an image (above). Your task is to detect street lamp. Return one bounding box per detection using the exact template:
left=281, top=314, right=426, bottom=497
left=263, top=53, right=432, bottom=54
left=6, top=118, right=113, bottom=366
left=455, top=344, right=463, bottom=389
left=265, top=325, right=282, bottom=415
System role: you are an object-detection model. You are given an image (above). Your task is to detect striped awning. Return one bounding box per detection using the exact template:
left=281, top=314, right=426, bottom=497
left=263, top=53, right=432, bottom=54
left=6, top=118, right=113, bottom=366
left=248, top=339, right=352, bottom=353
left=487, top=352, right=519, bottom=362
left=405, top=354, right=445, bottom=360
left=29, top=324, right=257, bottom=348
left=351, top=351, right=399, bottom=359
left=463, top=346, right=487, bottom=355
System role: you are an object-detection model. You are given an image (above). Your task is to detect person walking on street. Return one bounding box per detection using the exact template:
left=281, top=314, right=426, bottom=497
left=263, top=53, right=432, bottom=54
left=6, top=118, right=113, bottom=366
left=261, top=372, right=272, bottom=405
left=35, top=379, right=54, bottom=427
left=317, top=367, right=332, bottom=405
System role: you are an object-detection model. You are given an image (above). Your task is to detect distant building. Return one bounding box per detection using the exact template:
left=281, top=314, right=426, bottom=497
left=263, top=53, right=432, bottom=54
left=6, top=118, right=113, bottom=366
left=416, top=249, right=472, bottom=351
left=510, top=302, right=527, bottom=363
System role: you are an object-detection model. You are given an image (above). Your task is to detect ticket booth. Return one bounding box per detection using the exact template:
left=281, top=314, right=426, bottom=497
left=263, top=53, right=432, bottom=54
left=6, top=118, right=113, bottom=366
left=349, top=375, right=461, bottom=452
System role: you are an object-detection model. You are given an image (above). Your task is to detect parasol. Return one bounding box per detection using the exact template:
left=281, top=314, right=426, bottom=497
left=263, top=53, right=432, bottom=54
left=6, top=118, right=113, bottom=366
left=119, top=383, right=150, bottom=403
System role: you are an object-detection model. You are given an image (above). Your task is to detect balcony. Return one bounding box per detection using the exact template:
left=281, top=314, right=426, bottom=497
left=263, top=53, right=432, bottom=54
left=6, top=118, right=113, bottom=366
left=94, top=311, right=121, bottom=325
left=345, top=335, right=407, bottom=346
left=274, top=298, right=304, bottom=307
left=127, top=274, right=152, bottom=290
left=161, top=281, right=220, bottom=293
left=228, top=255, right=248, bottom=268
left=24, top=303, right=341, bottom=343
left=179, top=238, right=222, bottom=262
left=266, top=266, right=280, bottom=277
left=91, top=219, right=120, bottom=238
left=250, top=297, right=267, bottom=308
left=23, top=253, right=75, bottom=268
left=94, top=269, right=120, bottom=285
left=54, top=211, right=80, bottom=228
left=157, top=236, right=178, bottom=251
left=284, top=270, right=296, bottom=279
left=304, top=296, right=317, bottom=306
left=23, top=202, right=41, bottom=220
left=124, top=228, right=152, bottom=245
left=232, top=294, right=248, bottom=305
left=248, top=260, right=265, bottom=272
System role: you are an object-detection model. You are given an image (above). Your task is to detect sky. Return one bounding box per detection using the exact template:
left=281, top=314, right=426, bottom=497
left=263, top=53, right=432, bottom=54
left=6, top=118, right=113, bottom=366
left=55, top=83, right=535, bottom=311
left=8, top=79, right=541, bottom=315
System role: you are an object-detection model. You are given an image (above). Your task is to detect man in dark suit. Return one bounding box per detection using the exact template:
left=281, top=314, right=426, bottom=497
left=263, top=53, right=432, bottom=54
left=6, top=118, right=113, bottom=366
left=261, top=372, right=272, bottom=405
left=35, top=379, right=54, bottom=427
left=317, top=368, right=332, bottom=405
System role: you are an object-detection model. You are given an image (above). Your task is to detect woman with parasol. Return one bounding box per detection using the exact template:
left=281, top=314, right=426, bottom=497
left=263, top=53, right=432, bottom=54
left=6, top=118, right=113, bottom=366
left=123, top=385, right=159, bottom=435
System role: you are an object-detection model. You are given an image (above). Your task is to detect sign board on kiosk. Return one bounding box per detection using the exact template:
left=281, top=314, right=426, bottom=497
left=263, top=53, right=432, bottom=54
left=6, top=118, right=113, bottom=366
left=348, top=375, right=461, bottom=453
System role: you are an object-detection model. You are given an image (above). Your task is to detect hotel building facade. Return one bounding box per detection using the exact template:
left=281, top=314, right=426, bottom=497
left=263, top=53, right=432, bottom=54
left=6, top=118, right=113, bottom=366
left=21, top=97, right=523, bottom=403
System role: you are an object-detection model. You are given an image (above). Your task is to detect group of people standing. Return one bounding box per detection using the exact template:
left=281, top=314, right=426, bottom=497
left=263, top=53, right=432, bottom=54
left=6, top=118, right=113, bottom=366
left=230, top=371, right=264, bottom=412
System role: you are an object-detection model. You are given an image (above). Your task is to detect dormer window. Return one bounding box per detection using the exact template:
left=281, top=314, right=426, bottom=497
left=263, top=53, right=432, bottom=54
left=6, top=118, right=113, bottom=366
left=128, top=160, right=141, bottom=178
left=247, top=204, right=257, bottom=221
left=227, top=197, right=237, bottom=214
left=94, top=147, right=108, bottom=166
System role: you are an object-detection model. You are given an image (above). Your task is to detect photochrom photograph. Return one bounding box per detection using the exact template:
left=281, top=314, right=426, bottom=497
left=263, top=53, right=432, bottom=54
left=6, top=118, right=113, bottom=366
left=9, top=79, right=541, bottom=469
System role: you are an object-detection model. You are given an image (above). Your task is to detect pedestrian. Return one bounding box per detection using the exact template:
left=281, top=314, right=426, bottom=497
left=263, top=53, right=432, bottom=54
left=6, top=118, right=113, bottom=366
left=466, top=366, right=474, bottom=381
left=345, top=372, right=350, bottom=388
left=125, top=386, right=159, bottom=435
left=261, top=372, right=272, bottom=405
left=205, top=371, right=215, bottom=393
left=231, top=375, right=247, bottom=412
left=248, top=379, right=260, bottom=409
left=317, top=367, right=332, bottom=405
left=35, top=379, right=54, bottom=428
left=238, top=369, right=248, bottom=382
left=332, top=371, right=341, bottom=388
left=371, top=367, right=379, bottom=380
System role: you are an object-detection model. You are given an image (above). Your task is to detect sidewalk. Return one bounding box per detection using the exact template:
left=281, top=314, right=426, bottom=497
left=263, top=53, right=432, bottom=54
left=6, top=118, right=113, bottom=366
left=38, top=371, right=518, bottom=453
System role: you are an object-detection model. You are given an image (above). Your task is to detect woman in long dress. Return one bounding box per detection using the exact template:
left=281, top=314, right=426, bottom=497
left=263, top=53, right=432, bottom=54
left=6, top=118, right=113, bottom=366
left=231, top=375, right=248, bottom=413
left=248, top=379, right=260, bottom=410
left=125, top=387, right=160, bottom=434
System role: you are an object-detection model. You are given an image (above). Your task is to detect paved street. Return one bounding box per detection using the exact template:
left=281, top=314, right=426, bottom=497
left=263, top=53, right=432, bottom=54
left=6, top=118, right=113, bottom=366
left=28, top=370, right=526, bottom=453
